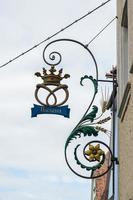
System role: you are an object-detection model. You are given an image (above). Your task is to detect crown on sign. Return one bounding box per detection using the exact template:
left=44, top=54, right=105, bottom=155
left=35, top=65, right=70, bottom=86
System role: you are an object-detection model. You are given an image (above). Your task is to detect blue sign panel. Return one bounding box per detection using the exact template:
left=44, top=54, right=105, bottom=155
left=31, top=104, right=70, bottom=118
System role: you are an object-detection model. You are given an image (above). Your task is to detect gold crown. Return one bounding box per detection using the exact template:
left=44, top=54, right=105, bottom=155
left=35, top=65, right=70, bottom=85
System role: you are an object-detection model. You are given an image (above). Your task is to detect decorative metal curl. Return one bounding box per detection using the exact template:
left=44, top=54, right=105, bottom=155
left=43, top=51, right=62, bottom=66
left=72, top=141, right=113, bottom=179
left=43, top=39, right=98, bottom=75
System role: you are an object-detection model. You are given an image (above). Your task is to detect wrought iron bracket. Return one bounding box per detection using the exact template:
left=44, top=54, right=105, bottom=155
left=41, top=38, right=116, bottom=180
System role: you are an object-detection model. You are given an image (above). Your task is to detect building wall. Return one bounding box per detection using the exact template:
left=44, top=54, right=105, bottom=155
left=91, top=152, right=111, bottom=200
left=117, top=0, right=133, bottom=199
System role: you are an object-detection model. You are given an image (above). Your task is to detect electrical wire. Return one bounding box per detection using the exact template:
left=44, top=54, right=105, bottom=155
left=86, top=16, right=117, bottom=46
left=0, top=0, right=111, bottom=69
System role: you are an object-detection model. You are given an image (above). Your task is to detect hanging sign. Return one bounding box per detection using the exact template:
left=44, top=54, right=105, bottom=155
left=31, top=65, right=70, bottom=118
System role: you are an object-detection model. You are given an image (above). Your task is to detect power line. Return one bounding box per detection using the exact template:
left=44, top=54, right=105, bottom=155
left=0, top=0, right=111, bottom=69
left=86, top=16, right=117, bottom=46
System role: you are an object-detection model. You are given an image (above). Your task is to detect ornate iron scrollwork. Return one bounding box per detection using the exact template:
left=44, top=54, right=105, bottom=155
left=42, top=38, right=114, bottom=179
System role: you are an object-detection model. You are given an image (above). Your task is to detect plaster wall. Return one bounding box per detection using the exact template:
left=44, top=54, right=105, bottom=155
left=117, top=0, right=133, bottom=199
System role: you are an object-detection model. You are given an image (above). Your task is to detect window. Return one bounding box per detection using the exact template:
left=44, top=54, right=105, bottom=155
left=120, top=0, right=128, bottom=99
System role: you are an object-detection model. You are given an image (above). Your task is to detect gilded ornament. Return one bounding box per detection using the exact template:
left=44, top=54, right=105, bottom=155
left=34, top=65, right=70, bottom=106
left=85, top=144, right=104, bottom=162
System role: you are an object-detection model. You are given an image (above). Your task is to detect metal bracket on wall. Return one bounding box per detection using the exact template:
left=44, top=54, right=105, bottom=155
left=112, top=157, right=119, bottom=165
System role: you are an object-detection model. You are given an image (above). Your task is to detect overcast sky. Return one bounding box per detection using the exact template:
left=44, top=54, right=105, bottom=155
left=0, top=0, right=116, bottom=199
